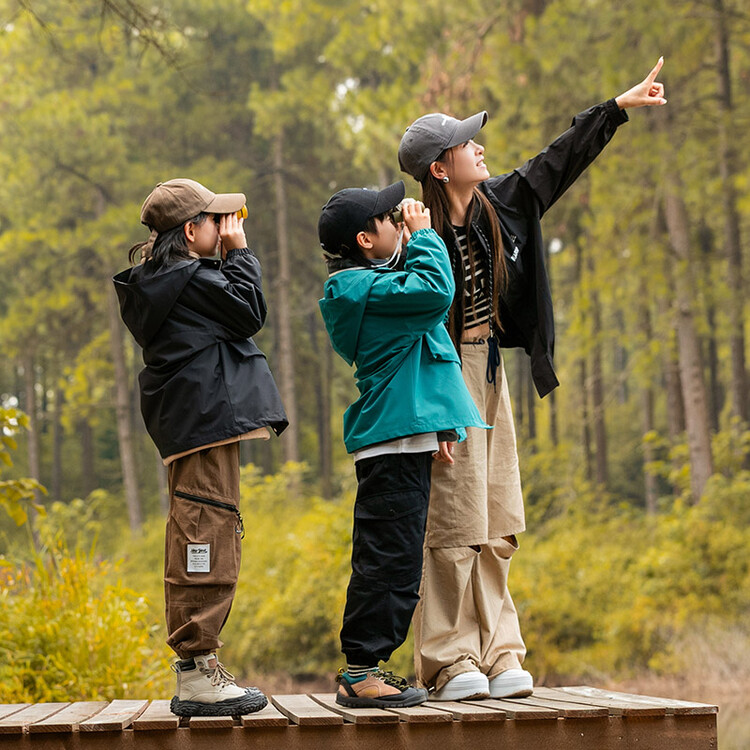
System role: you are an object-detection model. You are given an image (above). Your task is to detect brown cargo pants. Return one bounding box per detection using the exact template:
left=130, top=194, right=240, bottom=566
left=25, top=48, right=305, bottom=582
left=164, top=443, right=243, bottom=659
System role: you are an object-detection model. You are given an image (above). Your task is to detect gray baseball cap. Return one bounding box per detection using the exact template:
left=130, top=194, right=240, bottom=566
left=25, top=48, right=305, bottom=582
left=398, top=111, right=488, bottom=182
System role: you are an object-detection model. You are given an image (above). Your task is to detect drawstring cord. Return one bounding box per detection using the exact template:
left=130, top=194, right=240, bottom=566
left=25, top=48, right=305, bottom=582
left=486, top=335, right=500, bottom=390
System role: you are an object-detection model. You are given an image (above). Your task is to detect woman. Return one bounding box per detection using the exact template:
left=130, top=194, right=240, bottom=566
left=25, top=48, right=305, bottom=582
left=397, top=60, right=666, bottom=701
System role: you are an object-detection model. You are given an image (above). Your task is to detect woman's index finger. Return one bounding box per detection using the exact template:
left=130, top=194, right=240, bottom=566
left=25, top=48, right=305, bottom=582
left=647, top=56, right=664, bottom=83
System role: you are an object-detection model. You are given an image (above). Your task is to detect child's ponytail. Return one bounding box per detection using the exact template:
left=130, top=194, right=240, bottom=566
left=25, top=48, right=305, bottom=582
left=127, top=213, right=210, bottom=269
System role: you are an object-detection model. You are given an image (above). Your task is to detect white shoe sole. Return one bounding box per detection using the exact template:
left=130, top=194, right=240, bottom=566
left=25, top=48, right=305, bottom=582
left=429, top=672, right=490, bottom=702
left=488, top=670, right=533, bottom=699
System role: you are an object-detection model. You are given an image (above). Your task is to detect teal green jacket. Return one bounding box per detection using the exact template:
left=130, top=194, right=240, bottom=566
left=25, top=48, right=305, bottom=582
left=319, top=228, right=488, bottom=453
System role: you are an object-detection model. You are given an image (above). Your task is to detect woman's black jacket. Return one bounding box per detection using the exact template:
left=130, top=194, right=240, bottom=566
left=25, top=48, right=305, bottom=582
left=113, top=247, right=288, bottom=459
left=446, top=98, right=628, bottom=398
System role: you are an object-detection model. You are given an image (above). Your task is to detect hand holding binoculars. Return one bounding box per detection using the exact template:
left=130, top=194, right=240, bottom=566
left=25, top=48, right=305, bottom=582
left=391, top=198, right=424, bottom=224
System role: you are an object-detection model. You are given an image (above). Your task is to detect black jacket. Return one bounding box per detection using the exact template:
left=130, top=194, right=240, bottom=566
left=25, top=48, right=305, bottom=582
left=113, top=247, right=288, bottom=458
left=445, top=98, right=628, bottom=398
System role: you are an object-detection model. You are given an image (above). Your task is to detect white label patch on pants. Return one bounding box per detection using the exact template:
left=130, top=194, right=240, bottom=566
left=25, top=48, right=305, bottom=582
left=187, top=543, right=211, bottom=573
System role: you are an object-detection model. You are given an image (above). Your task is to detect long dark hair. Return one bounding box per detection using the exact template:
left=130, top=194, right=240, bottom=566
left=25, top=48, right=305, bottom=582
left=421, top=151, right=507, bottom=340
left=128, top=212, right=210, bottom=269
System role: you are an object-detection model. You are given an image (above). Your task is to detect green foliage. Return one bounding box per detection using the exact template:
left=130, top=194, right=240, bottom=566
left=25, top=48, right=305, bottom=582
left=514, top=468, right=750, bottom=681
left=0, top=540, right=171, bottom=702
left=0, top=408, right=45, bottom=528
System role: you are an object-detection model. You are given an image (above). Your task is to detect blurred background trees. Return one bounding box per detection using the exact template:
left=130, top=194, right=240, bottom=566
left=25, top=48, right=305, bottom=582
left=0, top=0, right=749, bottom=710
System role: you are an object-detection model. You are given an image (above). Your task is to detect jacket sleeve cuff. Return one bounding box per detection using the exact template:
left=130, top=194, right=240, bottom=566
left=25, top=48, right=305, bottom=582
left=604, top=97, right=629, bottom=126
left=224, top=247, right=254, bottom=261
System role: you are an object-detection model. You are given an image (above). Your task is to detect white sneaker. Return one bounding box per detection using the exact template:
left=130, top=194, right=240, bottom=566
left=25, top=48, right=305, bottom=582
left=429, top=671, right=490, bottom=701
left=488, top=668, right=533, bottom=698
left=170, top=653, right=267, bottom=716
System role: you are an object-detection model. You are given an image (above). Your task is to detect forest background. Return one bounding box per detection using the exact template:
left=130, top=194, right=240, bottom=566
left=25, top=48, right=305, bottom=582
left=0, top=0, right=749, bottom=744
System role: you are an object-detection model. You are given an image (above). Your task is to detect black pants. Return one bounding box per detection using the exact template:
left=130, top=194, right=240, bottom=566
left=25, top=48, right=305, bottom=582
left=340, top=451, right=432, bottom=666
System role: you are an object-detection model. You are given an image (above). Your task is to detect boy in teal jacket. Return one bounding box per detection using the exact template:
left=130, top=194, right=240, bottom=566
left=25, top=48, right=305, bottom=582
left=318, top=181, right=487, bottom=708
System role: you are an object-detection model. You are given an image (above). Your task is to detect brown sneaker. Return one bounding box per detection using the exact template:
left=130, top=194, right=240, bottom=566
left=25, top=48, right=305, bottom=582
left=335, top=668, right=428, bottom=708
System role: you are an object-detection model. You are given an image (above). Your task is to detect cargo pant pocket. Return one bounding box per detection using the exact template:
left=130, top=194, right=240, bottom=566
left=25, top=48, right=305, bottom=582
left=165, top=490, right=244, bottom=589
left=352, top=489, right=428, bottom=584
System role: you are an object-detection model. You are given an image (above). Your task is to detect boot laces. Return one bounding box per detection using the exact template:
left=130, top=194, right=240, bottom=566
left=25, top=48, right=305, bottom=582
left=203, top=660, right=236, bottom=688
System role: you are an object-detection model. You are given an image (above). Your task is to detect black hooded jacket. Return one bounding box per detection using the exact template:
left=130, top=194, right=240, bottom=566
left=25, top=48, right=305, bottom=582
left=113, top=247, right=288, bottom=458
left=443, top=98, right=628, bottom=398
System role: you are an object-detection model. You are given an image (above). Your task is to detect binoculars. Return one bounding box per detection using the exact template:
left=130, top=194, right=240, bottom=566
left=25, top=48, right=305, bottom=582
left=214, top=206, right=248, bottom=223
left=390, top=199, right=423, bottom=224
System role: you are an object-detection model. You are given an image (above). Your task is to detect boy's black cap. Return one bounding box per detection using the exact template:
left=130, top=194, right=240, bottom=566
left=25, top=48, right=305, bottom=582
left=318, top=181, right=405, bottom=257
left=398, top=111, right=488, bottom=182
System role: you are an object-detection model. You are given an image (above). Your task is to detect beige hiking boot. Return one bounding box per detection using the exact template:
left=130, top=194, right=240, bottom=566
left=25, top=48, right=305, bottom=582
left=170, top=653, right=267, bottom=716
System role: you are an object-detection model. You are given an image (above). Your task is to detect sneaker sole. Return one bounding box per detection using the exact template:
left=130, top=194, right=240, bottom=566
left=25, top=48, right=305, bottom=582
left=428, top=689, right=490, bottom=702
left=490, top=687, right=533, bottom=698
left=336, top=693, right=427, bottom=709
left=170, top=692, right=268, bottom=717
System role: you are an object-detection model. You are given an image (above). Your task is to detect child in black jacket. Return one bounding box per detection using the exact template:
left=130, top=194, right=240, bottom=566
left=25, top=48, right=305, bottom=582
left=113, top=178, right=287, bottom=717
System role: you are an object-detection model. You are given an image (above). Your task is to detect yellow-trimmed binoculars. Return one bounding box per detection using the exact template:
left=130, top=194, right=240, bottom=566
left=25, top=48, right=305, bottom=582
left=213, top=206, right=248, bottom=223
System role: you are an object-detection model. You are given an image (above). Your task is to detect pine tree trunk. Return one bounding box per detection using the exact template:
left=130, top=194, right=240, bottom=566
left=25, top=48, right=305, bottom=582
left=272, top=130, right=299, bottom=464
left=663, top=177, right=714, bottom=501
left=580, top=359, right=593, bottom=483
left=525, top=358, right=536, bottom=447
left=714, top=0, right=748, bottom=424
left=588, top=251, right=608, bottom=488
left=638, top=279, right=658, bottom=514
left=308, top=310, right=333, bottom=498
left=155, top=448, right=168, bottom=515
left=514, top=351, right=525, bottom=430
left=22, top=355, right=41, bottom=485
left=52, top=382, right=63, bottom=503
left=108, top=286, right=142, bottom=531
left=548, top=387, right=558, bottom=446
left=79, top=419, right=96, bottom=497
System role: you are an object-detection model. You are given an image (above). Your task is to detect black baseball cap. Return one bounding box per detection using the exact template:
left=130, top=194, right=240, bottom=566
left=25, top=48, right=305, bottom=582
left=398, top=111, right=488, bottom=182
left=318, top=181, right=405, bottom=257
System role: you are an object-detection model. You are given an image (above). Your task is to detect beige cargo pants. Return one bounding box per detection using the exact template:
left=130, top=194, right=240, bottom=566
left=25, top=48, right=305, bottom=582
left=414, top=344, right=527, bottom=691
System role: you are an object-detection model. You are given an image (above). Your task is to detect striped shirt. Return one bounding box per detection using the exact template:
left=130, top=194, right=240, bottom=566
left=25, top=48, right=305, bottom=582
left=454, top=226, right=491, bottom=328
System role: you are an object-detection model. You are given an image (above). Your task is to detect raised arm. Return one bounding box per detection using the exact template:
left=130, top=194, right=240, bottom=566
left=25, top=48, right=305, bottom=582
left=485, top=59, right=667, bottom=217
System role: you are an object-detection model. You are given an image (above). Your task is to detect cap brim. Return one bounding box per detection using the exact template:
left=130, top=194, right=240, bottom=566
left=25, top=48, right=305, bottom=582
left=205, top=192, right=247, bottom=214
left=371, top=181, right=406, bottom=216
left=445, top=111, right=488, bottom=149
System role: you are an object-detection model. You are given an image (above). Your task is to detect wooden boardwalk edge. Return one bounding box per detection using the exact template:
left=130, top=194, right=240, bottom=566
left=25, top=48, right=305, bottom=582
left=0, top=687, right=718, bottom=750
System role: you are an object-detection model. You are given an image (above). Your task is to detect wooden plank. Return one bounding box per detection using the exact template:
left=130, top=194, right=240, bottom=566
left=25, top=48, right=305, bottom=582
left=132, top=700, right=180, bottom=731
left=464, top=697, right=558, bottom=720
left=187, top=715, right=234, bottom=729
left=0, top=703, right=69, bottom=734
left=423, top=700, right=507, bottom=721
left=0, top=706, right=31, bottom=721
left=29, top=702, right=109, bottom=733
left=533, top=687, right=625, bottom=716
left=240, top=702, right=289, bottom=728
left=271, top=694, right=343, bottom=726
left=562, top=686, right=718, bottom=715
left=505, top=694, right=609, bottom=718
left=382, top=704, right=453, bottom=723
left=553, top=686, right=668, bottom=717
left=309, top=693, right=399, bottom=724
left=79, top=699, right=149, bottom=731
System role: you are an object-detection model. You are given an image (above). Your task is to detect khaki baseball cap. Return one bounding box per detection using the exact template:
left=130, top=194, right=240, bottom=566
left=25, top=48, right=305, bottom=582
left=140, top=178, right=246, bottom=232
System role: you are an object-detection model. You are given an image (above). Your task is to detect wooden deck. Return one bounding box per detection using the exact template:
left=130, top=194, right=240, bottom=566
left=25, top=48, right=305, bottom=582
left=0, top=686, right=718, bottom=750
